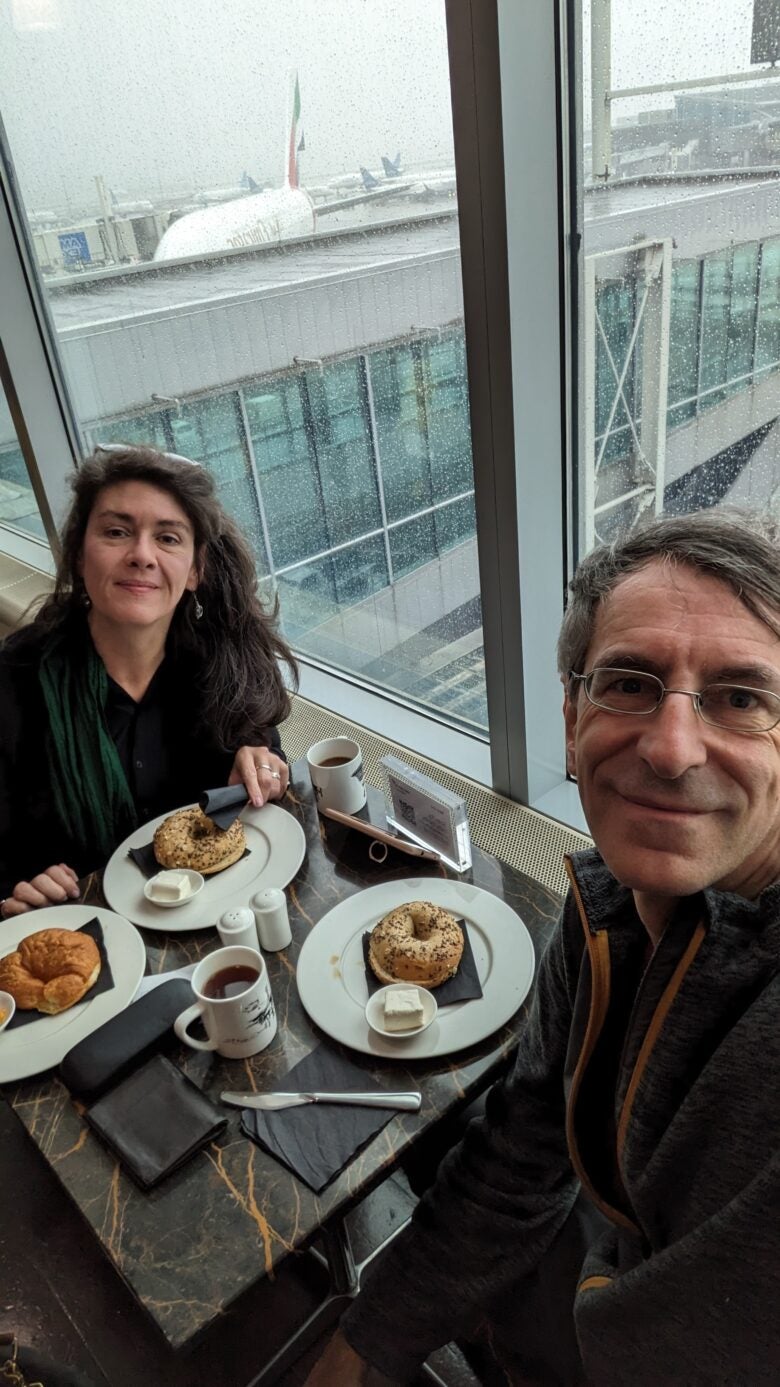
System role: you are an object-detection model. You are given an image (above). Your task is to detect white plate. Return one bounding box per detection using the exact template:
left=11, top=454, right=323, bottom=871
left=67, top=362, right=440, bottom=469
left=0, top=905, right=146, bottom=1083
left=103, top=803, right=306, bottom=932
left=296, top=878, right=535, bottom=1058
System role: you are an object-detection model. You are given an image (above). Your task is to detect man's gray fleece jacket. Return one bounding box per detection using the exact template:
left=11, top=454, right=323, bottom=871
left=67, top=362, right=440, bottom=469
left=343, top=850, right=780, bottom=1383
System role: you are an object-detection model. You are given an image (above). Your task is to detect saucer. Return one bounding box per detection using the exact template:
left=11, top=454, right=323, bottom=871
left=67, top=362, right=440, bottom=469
left=365, top=982, right=437, bottom=1040
left=144, top=870, right=205, bottom=909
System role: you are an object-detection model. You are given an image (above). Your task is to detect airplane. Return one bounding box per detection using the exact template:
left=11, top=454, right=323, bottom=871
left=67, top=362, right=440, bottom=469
left=110, top=188, right=154, bottom=216
left=154, top=75, right=316, bottom=261
left=195, top=172, right=264, bottom=205
left=381, top=153, right=457, bottom=197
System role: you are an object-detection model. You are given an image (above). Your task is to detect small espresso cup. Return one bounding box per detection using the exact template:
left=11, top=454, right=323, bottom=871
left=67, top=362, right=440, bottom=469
left=307, top=736, right=366, bottom=815
left=174, top=945, right=277, bottom=1059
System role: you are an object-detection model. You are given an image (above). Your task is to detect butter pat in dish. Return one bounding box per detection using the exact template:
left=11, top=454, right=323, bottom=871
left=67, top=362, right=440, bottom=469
left=144, top=869, right=204, bottom=908
left=0, top=990, right=16, bottom=1032
left=365, top=982, right=437, bottom=1040
left=383, top=986, right=425, bottom=1032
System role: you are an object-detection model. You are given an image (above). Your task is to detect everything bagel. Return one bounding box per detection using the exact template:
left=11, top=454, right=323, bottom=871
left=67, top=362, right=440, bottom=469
left=153, top=806, right=245, bottom=875
left=368, top=900, right=463, bottom=988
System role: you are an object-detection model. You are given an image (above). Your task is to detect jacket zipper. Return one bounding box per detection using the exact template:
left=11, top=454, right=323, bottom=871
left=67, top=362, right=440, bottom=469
left=564, top=858, right=707, bottom=1235
left=615, top=920, right=706, bottom=1164
left=563, top=859, right=639, bottom=1235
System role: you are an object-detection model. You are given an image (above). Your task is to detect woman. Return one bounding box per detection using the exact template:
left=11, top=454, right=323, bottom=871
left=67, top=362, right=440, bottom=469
left=0, top=445, right=297, bottom=919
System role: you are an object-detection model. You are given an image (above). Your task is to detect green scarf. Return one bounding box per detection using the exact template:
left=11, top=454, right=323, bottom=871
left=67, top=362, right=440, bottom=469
left=38, top=626, right=138, bottom=863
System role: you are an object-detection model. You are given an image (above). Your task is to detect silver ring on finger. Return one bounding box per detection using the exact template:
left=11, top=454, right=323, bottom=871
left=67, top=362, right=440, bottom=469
left=258, top=763, right=272, bottom=771
left=269, top=770, right=281, bottom=781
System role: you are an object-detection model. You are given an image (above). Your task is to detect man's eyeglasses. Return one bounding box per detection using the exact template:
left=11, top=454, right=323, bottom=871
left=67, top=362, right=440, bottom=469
left=570, top=667, right=780, bottom=734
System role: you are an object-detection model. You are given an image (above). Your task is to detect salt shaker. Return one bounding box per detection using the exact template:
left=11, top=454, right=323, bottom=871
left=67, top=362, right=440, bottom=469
left=251, top=887, right=292, bottom=951
left=217, top=908, right=259, bottom=952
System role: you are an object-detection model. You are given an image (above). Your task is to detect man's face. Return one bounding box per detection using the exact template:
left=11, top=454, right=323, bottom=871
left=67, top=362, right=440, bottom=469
left=564, top=559, right=780, bottom=899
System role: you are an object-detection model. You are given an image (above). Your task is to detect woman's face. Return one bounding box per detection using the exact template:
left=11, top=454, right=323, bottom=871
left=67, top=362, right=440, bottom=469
left=79, top=480, right=199, bottom=635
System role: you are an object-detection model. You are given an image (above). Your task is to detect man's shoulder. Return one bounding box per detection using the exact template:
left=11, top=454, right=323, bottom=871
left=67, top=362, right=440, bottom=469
left=563, top=848, right=634, bottom=926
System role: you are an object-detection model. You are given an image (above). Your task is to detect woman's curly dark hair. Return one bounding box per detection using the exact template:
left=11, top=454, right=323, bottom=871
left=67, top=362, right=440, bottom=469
left=28, top=445, right=298, bottom=749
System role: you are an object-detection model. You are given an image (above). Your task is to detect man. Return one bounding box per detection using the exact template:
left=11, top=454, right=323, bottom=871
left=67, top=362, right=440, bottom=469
left=304, top=509, right=780, bottom=1386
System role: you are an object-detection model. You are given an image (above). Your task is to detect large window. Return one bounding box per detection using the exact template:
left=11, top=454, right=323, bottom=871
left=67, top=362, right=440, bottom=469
left=0, top=0, right=486, bottom=736
left=5, top=2, right=780, bottom=821
left=580, top=0, right=780, bottom=554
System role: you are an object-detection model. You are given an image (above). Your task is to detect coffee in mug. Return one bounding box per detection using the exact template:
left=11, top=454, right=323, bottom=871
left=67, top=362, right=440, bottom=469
left=307, top=736, right=366, bottom=815
left=174, top=945, right=277, bottom=1058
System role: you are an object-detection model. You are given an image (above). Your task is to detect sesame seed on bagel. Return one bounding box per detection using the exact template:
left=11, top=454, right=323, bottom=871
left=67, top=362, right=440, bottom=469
left=368, top=900, right=463, bottom=988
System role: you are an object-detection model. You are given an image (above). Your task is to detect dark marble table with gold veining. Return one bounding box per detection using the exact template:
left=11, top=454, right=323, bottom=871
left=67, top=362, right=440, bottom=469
left=3, top=764, right=561, bottom=1358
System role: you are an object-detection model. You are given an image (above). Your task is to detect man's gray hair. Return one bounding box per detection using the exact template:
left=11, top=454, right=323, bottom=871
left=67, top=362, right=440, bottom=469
left=558, top=507, right=780, bottom=684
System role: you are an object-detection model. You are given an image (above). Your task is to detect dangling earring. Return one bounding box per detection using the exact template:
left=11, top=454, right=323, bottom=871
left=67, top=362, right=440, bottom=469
left=81, top=589, right=92, bottom=610
left=193, top=592, right=204, bottom=621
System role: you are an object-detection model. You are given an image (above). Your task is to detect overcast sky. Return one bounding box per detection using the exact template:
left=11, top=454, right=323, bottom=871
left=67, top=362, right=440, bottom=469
left=0, top=0, right=767, bottom=213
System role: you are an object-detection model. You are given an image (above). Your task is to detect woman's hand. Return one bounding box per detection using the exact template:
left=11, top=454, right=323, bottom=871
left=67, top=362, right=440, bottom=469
left=229, top=747, right=289, bottom=808
left=1, top=864, right=80, bottom=918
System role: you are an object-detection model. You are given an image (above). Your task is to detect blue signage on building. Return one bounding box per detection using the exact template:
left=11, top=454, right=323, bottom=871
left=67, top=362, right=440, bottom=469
left=58, top=231, right=91, bottom=266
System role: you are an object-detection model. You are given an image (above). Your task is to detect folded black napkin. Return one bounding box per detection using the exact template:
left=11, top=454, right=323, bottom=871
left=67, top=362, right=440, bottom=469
left=85, top=1054, right=226, bottom=1190
left=6, top=918, right=115, bottom=1031
left=199, top=785, right=249, bottom=830
left=361, top=919, right=483, bottom=1005
left=240, top=1045, right=402, bottom=1193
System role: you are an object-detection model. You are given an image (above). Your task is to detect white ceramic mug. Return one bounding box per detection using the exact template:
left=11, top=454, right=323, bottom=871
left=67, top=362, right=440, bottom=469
left=174, top=945, right=277, bottom=1059
left=307, top=736, right=366, bottom=815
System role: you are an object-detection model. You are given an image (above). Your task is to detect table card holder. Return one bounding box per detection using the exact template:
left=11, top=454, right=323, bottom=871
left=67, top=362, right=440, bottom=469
left=381, top=755, right=472, bottom=873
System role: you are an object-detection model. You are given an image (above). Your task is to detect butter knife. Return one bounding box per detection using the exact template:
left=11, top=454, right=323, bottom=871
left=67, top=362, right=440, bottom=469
left=221, top=1089, right=422, bottom=1111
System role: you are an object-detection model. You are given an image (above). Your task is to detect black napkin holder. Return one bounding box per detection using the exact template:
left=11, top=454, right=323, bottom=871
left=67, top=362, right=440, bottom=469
left=85, top=1054, right=226, bottom=1190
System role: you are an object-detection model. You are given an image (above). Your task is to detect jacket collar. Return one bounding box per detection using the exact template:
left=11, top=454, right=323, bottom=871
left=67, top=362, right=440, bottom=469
left=566, top=847, right=780, bottom=956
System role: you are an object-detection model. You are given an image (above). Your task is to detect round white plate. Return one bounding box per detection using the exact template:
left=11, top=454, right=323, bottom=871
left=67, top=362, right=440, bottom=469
left=296, top=878, right=535, bottom=1059
left=0, top=905, right=146, bottom=1083
left=103, top=803, right=306, bottom=932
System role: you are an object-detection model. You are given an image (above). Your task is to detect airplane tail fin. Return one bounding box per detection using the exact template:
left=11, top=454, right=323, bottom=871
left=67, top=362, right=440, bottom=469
left=286, top=71, right=302, bottom=188
left=360, top=166, right=379, bottom=191
left=382, top=152, right=402, bottom=178
left=244, top=174, right=261, bottom=192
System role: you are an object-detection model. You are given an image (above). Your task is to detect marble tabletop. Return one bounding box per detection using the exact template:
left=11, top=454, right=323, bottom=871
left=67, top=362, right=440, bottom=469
left=3, top=764, right=562, bottom=1350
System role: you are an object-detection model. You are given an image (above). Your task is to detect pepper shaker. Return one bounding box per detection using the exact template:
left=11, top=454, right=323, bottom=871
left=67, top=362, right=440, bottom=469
left=217, top=908, right=259, bottom=951
left=251, top=887, right=292, bottom=950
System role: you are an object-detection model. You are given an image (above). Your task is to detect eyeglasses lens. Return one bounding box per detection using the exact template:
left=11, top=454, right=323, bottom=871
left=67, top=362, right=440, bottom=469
left=586, top=668, right=780, bottom=732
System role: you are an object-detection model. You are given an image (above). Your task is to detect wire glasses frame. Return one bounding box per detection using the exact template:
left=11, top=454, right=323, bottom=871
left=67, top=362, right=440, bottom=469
left=569, top=667, right=780, bottom=734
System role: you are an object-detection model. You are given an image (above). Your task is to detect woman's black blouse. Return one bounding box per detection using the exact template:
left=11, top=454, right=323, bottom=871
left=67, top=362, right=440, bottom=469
left=0, top=626, right=283, bottom=898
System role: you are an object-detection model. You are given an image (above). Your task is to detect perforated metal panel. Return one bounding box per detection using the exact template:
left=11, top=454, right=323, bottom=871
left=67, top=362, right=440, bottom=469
left=281, top=695, right=592, bottom=898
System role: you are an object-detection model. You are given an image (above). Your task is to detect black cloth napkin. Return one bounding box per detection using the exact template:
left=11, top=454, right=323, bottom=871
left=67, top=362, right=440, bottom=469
left=6, top=918, right=115, bottom=1031
left=361, top=919, right=483, bottom=1005
left=240, top=1045, right=401, bottom=1193
left=85, top=1054, right=227, bottom=1190
left=198, top=785, right=249, bottom=830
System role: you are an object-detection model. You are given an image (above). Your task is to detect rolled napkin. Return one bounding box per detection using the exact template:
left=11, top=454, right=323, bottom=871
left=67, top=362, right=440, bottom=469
left=198, top=785, right=249, bottom=830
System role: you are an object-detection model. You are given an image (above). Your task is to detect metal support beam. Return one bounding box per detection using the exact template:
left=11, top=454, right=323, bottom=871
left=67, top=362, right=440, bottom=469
left=590, top=0, right=612, bottom=181
left=639, top=241, right=673, bottom=517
